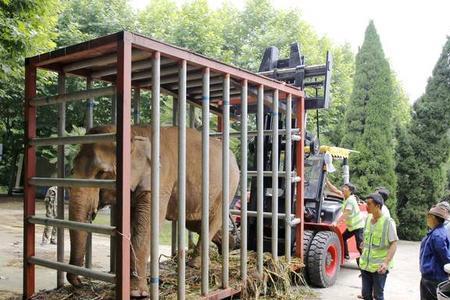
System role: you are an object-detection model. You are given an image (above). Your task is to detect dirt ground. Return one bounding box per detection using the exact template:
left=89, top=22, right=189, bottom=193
left=0, top=196, right=422, bottom=299
left=313, top=240, right=421, bottom=299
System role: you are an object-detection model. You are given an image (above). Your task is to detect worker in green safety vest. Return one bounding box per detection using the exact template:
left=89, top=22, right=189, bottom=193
left=326, top=179, right=365, bottom=260
left=360, top=193, right=398, bottom=300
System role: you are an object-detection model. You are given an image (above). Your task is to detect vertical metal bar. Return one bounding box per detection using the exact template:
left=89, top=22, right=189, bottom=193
left=171, top=98, right=178, bottom=257
left=57, top=72, right=66, bottom=286
left=201, top=67, right=210, bottom=296
left=240, top=80, right=248, bottom=280
left=257, top=84, right=264, bottom=276
left=112, top=92, right=117, bottom=124
left=295, top=95, right=305, bottom=261
left=151, top=51, right=161, bottom=300
left=24, top=60, right=37, bottom=299
left=178, top=59, right=187, bottom=300
left=188, top=104, right=195, bottom=250
left=285, top=94, right=292, bottom=262
left=133, top=87, right=141, bottom=124
left=271, top=89, right=279, bottom=261
left=110, top=207, right=117, bottom=273
left=116, top=35, right=132, bottom=300
left=110, top=68, right=118, bottom=275
left=85, top=76, right=93, bottom=271
left=222, top=74, right=230, bottom=288
left=86, top=76, right=94, bottom=129
left=110, top=88, right=117, bottom=273
left=343, top=158, right=349, bottom=184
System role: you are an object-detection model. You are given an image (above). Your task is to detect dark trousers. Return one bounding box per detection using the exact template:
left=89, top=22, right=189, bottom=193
left=420, top=277, right=439, bottom=300
left=343, top=227, right=364, bottom=257
left=361, top=270, right=388, bottom=300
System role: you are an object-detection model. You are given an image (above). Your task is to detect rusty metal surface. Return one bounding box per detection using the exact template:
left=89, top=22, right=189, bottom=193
left=115, top=37, right=132, bottom=300
left=24, top=59, right=37, bottom=300
left=26, top=31, right=303, bottom=101
left=295, top=95, right=305, bottom=261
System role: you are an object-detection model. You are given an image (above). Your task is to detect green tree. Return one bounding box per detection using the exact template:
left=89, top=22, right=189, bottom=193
left=396, top=37, right=450, bottom=240
left=0, top=0, right=61, bottom=191
left=340, top=21, right=398, bottom=216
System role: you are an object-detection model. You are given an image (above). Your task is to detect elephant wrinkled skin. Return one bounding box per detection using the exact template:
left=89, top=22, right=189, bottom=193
left=67, top=125, right=240, bottom=297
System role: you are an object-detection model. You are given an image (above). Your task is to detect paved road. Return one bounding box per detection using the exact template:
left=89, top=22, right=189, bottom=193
left=314, top=240, right=421, bottom=300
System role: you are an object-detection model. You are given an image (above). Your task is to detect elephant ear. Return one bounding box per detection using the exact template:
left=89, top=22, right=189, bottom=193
left=131, top=136, right=151, bottom=191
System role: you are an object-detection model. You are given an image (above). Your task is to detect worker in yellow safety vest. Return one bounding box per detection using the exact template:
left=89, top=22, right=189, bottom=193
left=326, top=180, right=364, bottom=260
left=360, top=193, right=398, bottom=300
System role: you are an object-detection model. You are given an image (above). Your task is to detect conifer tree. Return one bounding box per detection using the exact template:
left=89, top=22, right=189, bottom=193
left=397, top=37, right=450, bottom=240
left=340, top=21, right=397, bottom=215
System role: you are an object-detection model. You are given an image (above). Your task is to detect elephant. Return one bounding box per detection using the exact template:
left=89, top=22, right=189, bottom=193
left=66, top=124, right=240, bottom=297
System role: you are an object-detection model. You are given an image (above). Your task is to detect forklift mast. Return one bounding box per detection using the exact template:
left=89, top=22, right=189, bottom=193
left=247, top=43, right=332, bottom=255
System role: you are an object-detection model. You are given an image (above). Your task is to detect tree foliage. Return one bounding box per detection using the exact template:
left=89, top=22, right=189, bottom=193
left=0, top=0, right=60, bottom=192
left=396, top=37, right=450, bottom=240
left=340, top=21, right=398, bottom=217
left=0, top=0, right=357, bottom=193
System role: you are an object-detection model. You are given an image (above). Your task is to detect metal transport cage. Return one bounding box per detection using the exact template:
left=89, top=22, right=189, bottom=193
left=23, top=31, right=306, bottom=299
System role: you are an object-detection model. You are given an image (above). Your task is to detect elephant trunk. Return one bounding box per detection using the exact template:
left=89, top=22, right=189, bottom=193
left=67, top=187, right=99, bottom=286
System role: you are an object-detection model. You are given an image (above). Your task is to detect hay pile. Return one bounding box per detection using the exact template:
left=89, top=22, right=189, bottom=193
left=29, top=247, right=314, bottom=300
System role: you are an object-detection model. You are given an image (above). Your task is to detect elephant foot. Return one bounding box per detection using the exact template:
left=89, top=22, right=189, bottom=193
left=67, top=273, right=82, bottom=287
left=131, top=277, right=149, bottom=298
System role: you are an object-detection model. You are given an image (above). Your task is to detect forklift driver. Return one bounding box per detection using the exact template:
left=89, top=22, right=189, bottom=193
left=326, top=179, right=364, bottom=260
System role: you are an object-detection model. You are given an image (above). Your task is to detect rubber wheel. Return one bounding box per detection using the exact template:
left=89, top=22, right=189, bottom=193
left=302, top=230, right=315, bottom=281
left=307, top=231, right=341, bottom=287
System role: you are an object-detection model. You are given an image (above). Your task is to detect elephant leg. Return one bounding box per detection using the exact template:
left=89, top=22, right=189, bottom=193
left=130, top=190, right=171, bottom=298
left=130, top=191, right=151, bottom=298
left=189, top=197, right=223, bottom=268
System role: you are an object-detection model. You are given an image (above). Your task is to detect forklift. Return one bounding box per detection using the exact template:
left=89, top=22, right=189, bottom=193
left=242, top=43, right=364, bottom=288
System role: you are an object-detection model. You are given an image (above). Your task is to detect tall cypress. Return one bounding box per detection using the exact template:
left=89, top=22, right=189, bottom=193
left=340, top=21, right=397, bottom=215
left=397, top=37, right=450, bottom=240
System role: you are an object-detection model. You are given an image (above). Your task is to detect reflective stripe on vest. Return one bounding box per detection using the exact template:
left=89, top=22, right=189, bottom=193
left=360, top=214, right=394, bottom=272
left=342, top=195, right=364, bottom=231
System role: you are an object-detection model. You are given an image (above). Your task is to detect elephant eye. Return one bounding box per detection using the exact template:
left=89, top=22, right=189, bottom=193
left=96, top=170, right=106, bottom=178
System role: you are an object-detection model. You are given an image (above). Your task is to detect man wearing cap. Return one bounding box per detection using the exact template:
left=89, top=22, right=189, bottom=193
left=375, top=187, right=391, bottom=218
left=360, top=193, right=398, bottom=300
left=326, top=180, right=364, bottom=260
left=419, top=205, right=450, bottom=300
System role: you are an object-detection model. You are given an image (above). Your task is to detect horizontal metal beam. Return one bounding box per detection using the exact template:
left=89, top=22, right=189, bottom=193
left=28, top=256, right=116, bottom=283
left=131, top=34, right=304, bottom=97
left=29, top=177, right=115, bottom=189
left=131, top=65, right=199, bottom=81
left=230, top=209, right=295, bottom=219
left=210, top=128, right=300, bottom=138
left=32, top=86, right=115, bottom=107
left=63, top=49, right=149, bottom=73
left=168, top=76, right=225, bottom=90
left=90, top=57, right=173, bottom=78
left=245, top=171, right=295, bottom=177
left=30, top=133, right=115, bottom=146
left=28, top=216, right=116, bottom=235
left=138, top=71, right=205, bottom=86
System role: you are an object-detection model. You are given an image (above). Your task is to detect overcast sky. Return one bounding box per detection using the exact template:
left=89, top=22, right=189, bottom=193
left=130, top=0, right=450, bottom=102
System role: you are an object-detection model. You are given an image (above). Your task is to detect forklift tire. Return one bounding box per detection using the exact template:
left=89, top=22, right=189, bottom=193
left=307, top=231, right=341, bottom=288
left=302, top=230, right=315, bottom=281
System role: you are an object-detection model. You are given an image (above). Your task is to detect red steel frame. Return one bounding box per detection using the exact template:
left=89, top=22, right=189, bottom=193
left=23, top=31, right=306, bottom=299
left=24, top=57, right=37, bottom=299
left=295, top=96, right=305, bottom=261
